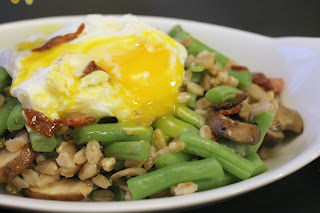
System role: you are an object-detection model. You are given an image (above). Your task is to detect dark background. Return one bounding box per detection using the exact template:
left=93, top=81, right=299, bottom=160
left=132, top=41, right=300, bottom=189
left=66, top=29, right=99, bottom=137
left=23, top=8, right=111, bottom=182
left=0, top=0, right=319, bottom=212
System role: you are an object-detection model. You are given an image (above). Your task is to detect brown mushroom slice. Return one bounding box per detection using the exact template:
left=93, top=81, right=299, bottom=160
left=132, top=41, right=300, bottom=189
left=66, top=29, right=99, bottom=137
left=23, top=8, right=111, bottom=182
left=206, top=111, right=261, bottom=145
left=23, top=179, right=93, bottom=201
left=263, top=128, right=285, bottom=147
left=272, top=105, right=303, bottom=133
left=0, top=143, right=36, bottom=183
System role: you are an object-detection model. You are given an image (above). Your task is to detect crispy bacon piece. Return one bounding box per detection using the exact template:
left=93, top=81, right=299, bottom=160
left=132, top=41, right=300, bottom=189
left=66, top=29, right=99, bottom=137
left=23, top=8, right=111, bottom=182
left=81, top=61, right=103, bottom=77
left=220, top=104, right=242, bottom=115
left=253, top=73, right=273, bottom=91
left=55, top=115, right=96, bottom=127
left=24, top=108, right=58, bottom=138
left=210, top=93, right=248, bottom=110
left=230, top=65, right=249, bottom=71
left=32, top=23, right=85, bottom=52
left=269, top=78, right=284, bottom=93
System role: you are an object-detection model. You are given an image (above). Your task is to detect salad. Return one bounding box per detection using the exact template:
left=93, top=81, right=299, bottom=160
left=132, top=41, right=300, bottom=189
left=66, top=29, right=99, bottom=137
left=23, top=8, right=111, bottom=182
left=0, top=15, right=303, bottom=201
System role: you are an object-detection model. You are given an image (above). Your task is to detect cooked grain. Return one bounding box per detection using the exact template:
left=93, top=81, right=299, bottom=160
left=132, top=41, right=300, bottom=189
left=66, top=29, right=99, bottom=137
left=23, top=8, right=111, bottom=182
left=92, top=174, right=111, bottom=189
left=92, top=190, right=115, bottom=201
left=101, top=157, right=116, bottom=172
left=86, top=140, right=103, bottom=164
left=171, top=182, right=198, bottom=196
left=78, top=163, right=98, bottom=181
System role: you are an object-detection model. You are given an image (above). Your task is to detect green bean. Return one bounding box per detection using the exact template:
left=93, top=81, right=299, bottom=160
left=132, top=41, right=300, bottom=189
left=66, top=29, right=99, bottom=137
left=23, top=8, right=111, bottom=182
left=195, top=172, right=239, bottom=192
left=174, top=104, right=205, bottom=129
left=244, top=112, right=275, bottom=156
left=152, top=115, right=198, bottom=138
left=73, top=123, right=153, bottom=145
left=154, top=152, right=193, bottom=169
left=29, top=131, right=57, bottom=152
left=7, top=103, right=25, bottom=131
left=188, top=64, right=205, bottom=72
left=190, top=72, right=203, bottom=84
left=113, top=186, right=126, bottom=201
left=187, top=93, right=197, bottom=109
left=104, top=140, right=150, bottom=161
left=180, top=131, right=256, bottom=180
left=246, top=153, right=268, bottom=177
left=228, top=69, right=253, bottom=88
left=169, top=25, right=230, bottom=68
left=205, top=85, right=243, bottom=104
left=0, top=67, right=11, bottom=92
left=0, top=97, right=18, bottom=136
left=113, top=160, right=125, bottom=172
left=127, top=158, right=224, bottom=200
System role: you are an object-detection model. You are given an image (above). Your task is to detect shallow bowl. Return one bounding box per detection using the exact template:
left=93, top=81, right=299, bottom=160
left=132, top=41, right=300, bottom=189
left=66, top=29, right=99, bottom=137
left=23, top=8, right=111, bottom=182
left=0, top=15, right=319, bottom=212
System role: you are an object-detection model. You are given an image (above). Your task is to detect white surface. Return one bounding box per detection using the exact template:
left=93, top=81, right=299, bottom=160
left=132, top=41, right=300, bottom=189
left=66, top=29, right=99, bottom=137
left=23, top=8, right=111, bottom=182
left=0, top=15, right=319, bottom=212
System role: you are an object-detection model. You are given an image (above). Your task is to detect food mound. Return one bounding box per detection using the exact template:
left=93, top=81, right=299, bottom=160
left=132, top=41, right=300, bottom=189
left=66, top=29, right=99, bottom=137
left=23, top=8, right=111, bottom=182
left=0, top=15, right=303, bottom=201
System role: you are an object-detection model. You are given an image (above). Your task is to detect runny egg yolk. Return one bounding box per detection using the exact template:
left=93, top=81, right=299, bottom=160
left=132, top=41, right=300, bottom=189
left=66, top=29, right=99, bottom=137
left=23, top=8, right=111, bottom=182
left=14, top=29, right=185, bottom=125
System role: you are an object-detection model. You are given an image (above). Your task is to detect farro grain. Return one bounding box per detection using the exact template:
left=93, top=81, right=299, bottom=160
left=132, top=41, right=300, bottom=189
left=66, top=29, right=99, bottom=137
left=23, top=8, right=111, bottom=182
left=78, top=163, right=98, bottom=181
left=92, top=174, right=111, bottom=189
left=74, top=146, right=86, bottom=165
left=151, top=128, right=167, bottom=151
left=101, top=157, right=116, bottom=172
left=21, top=169, right=39, bottom=187
left=35, top=159, right=59, bottom=176
left=171, top=182, right=198, bottom=196
left=86, top=140, right=103, bottom=164
left=56, top=152, right=75, bottom=169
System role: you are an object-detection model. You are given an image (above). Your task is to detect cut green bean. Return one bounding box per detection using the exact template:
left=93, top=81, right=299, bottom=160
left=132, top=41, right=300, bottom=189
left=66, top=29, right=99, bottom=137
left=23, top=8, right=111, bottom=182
left=29, top=131, right=57, bottom=152
left=169, top=25, right=230, bottom=68
left=228, top=69, right=253, bottom=88
left=187, top=93, right=197, bottom=109
left=154, top=152, right=193, bottom=169
left=0, top=97, right=18, bottom=136
left=190, top=72, right=203, bottom=84
left=128, top=158, right=224, bottom=200
left=195, top=172, right=239, bottom=192
left=113, top=186, right=126, bottom=201
left=217, top=112, right=275, bottom=157
left=104, top=140, right=150, bottom=161
left=7, top=103, right=25, bottom=131
left=245, top=112, right=275, bottom=156
left=205, top=85, right=243, bottom=104
left=113, top=160, right=125, bottom=172
left=0, top=67, right=11, bottom=92
left=246, top=153, right=268, bottom=177
left=180, top=131, right=256, bottom=180
left=188, top=64, right=205, bottom=72
left=152, top=115, right=198, bottom=138
left=174, top=104, right=205, bottom=129
left=73, top=123, right=153, bottom=145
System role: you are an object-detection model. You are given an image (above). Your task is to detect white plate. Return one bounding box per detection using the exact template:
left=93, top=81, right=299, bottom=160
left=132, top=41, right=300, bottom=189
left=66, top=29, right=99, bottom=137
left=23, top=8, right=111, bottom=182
left=0, top=15, right=319, bottom=212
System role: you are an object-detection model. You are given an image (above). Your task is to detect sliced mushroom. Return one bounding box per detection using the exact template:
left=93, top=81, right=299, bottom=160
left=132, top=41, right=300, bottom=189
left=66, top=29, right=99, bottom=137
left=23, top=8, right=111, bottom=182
left=272, top=105, right=303, bottom=133
left=262, top=105, right=303, bottom=146
left=23, top=179, right=93, bottom=201
left=263, top=129, right=285, bottom=147
left=206, top=111, right=261, bottom=145
left=0, top=143, right=36, bottom=183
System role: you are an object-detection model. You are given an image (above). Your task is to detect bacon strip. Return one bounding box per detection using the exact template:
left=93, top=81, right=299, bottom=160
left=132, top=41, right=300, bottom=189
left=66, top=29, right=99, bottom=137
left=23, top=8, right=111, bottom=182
left=32, top=23, right=85, bottom=52
left=24, top=108, right=58, bottom=138
left=210, top=93, right=248, bottom=111
left=81, top=61, right=103, bottom=77
left=269, top=78, right=284, bottom=93
left=24, top=108, right=96, bottom=137
left=220, top=104, right=242, bottom=115
left=55, top=115, right=96, bottom=127
left=230, top=65, right=249, bottom=71
left=253, top=73, right=273, bottom=91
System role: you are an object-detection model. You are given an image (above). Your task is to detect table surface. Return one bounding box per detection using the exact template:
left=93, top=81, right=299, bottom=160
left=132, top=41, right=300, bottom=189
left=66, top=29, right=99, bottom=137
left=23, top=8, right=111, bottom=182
left=0, top=0, right=319, bottom=212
